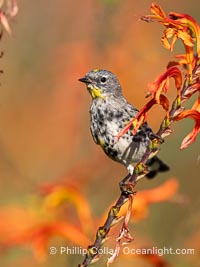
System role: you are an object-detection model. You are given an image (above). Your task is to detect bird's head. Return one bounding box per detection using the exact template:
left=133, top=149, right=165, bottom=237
left=79, top=69, right=122, bottom=99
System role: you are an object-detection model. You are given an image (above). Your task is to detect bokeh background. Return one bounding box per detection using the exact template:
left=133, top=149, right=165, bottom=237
left=0, top=1, right=200, bottom=267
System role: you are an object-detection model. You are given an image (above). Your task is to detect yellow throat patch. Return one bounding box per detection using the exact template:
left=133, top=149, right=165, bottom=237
left=87, top=84, right=104, bottom=99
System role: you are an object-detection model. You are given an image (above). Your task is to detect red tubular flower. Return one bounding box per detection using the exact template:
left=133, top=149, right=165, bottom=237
left=117, top=98, right=156, bottom=140
left=148, top=66, right=182, bottom=103
left=141, top=3, right=200, bottom=76
left=175, top=109, right=200, bottom=149
left=168, top=12, right=200, bottom=58
left=117, top=93, right=171, bottom=140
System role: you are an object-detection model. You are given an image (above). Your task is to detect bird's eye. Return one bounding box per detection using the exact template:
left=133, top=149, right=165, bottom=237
left=100, top=77, right=107, bottom=83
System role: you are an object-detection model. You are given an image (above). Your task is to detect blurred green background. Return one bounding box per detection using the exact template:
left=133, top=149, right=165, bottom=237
left=0, top=0, right=199, bottom=267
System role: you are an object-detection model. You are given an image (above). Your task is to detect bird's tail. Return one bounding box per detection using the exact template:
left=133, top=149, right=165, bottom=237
left=146, top=156, right=170, bottom=179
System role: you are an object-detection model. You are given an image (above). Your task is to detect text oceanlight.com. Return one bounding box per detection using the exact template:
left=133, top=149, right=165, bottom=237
left=49, top=246, right=195, bottom=257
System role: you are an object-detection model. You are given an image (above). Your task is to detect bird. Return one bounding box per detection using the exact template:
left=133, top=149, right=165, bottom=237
left=79, top=69, right=169, bottom=178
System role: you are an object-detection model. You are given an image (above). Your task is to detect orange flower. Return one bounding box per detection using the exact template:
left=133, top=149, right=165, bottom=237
left=117, top=94, right=171, bottom=141
left=3, top=221, right=91, bottom=261
left=40, top=183, right=94, bottom=235
left=117, top=98, right=155, bottom=140
left=148, top=66, right=182, bottom=104
left=141, top=3, right=200, bottom=76
left=168, top=12, right=200, bottom=57
left=132, top=178, right=179, bottom=221
left=101, top=178, right=179, bottom=223
left=175, top=109, right=200, bottom=149
left=117, top=65, right=182, bottom=140
left=0, top=182, right=95, bottom=261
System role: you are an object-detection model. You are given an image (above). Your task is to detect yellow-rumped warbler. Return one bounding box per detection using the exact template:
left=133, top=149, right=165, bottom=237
left=79, top=69, right=169, bottom=178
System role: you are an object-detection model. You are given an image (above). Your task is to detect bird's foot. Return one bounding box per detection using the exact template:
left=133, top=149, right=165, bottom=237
left=119, top=172, right=136, bottom=196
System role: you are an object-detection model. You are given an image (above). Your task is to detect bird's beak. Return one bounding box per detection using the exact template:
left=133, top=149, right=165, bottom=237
left=78, top=77, right=91, bottom=84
